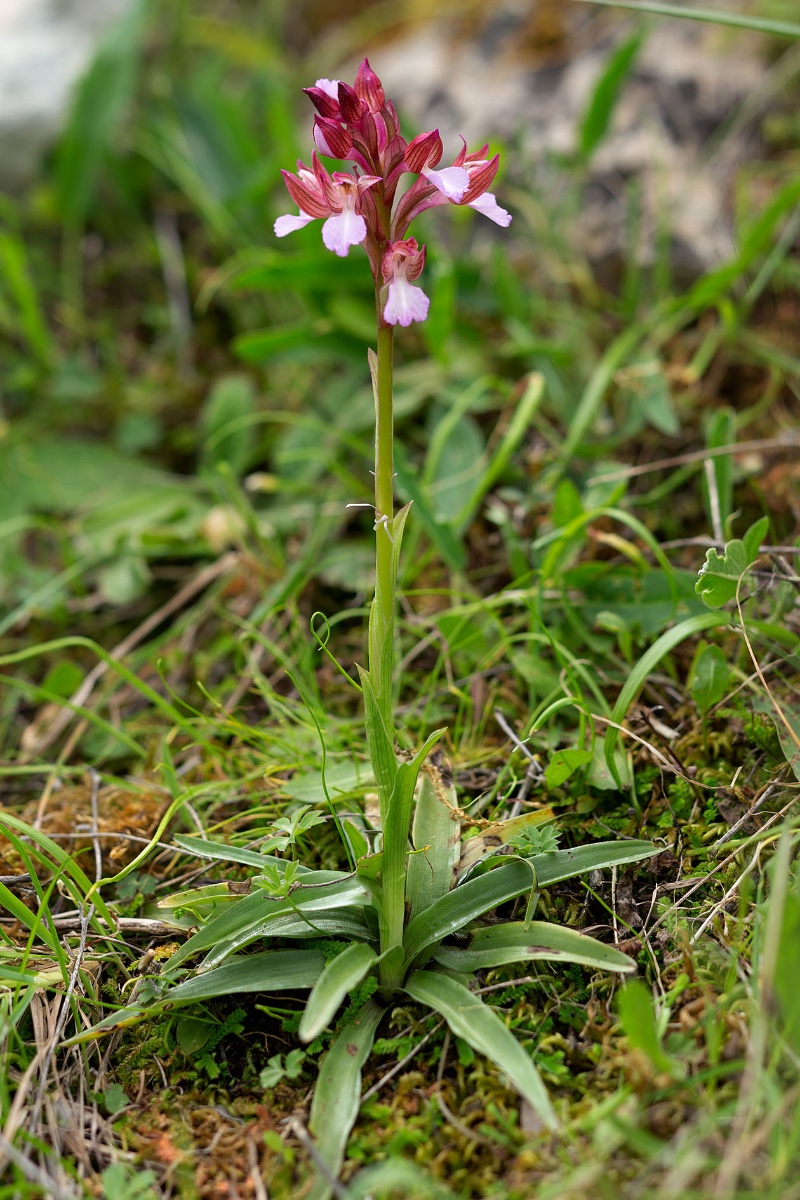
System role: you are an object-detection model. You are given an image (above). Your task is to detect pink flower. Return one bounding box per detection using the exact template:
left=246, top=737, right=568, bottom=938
left=403, top=130, right=469, bottom=201
left=382, top=239, right=429, bottom=327
left=274, top=153, right=381, bottom=257
left=393, top=139, right=511, bottom=236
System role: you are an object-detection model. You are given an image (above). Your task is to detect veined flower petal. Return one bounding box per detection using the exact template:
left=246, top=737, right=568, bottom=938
left=322, top=209, right=367, bottom=256
left=384, top=278, right=430, bottom=326
left=468, top=191, right=512, bottom=226
left=421, top=165, right=469, bottom=201
left=274, top=212, right=315, bottom=237
left=315, top=78, right=341, bottom=99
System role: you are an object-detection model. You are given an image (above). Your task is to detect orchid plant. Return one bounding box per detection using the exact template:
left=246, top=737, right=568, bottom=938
left=78, top=62, right=657, bottom=1198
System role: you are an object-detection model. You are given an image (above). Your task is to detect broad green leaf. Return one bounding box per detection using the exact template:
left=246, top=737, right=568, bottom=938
left=176, top=1018, right=212, bottom=1055
left=742, top=515, right=769, bottom=563
left=282, top=759, right=373, bottom=804
left=404, top=970, right=558, bottom=1129
left=545, top=748, right=593, bottom=788
left=457, top=808, right=555, bottom=878
left=407, top=842, right=657, bottom=967
left=579, top=31, right=643, bottom=161
left=617, top=979, right=677, bottom=1076
left=307, top=999, right=385, bottom=1200
left=433, top=920, right=636, bottom=974
left=427, top=413, right=485, bottom=524
left=199, top=374, right=257, bottom=475
left=690, top=643, right=729, bottom=714
left=68, top=951, right=326, bottom=1043
left=407, top=762, right=461, bottom=921
left=167, top=877, right=374, bottom=970
left=394, top=444, right=466, bottom=571
left=403, top=859, right=537, bottom=967
left=695, top=539, right=749, bottom=607
left=299, top=943, right=377, bottom=1043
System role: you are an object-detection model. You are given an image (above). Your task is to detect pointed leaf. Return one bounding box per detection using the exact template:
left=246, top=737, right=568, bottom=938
left=433, top=920, right=636, bottom=973
left=167, top=877, right=374, bottom=970
left=404, top=970, right=558, bottom=1129
left=307, top=999, right=385, bottom=1200
left=358, top=668, right=398, bottom=826
left=67, top=950, right=325, bottom=1042
left=407, top=760, right=461, bottom=920
left=403, top=859, right=537, bottom=967
left=299, top=943, right=378, bottom=1043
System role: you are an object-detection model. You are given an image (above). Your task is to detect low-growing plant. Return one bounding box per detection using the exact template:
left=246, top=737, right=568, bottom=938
left=76, top=60, right=659, bottom=1196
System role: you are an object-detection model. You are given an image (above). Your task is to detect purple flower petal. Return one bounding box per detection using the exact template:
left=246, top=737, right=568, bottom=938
left=321, top=209, right=367, bottom=256
left=421, top=165, right=469, bottom=201
left=467, top=191, right=512, bottom=226
left=275, top=212, right=315, bottom=237
left=315, top=78, right=341, bottom=99
left=384, top=278, right=430, bottom=326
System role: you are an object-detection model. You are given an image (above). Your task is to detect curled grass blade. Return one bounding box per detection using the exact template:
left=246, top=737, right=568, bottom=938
left=603, top=611, right=733, bottom=779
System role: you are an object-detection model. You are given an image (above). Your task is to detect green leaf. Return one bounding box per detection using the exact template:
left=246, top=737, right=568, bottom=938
left=617, top=979, right=677, bottom=1075
left=690, top=643, right=729, bottom=715
left=358, top=668, right=399, bottom=827
left=404, top=970, right=558, bottom=1130
left=695, top=539, right=750, bottom=608
left=579, top=31, right=643, bottom=161
left=604, top=611, right=732, bottom=778
left=199, top=374, right=257, bottom=475
left=751, top=695, right=800, bottom=783
left=407, top=761, right=461, bottom=921
left=433, top=920, right=636, bottom=974
left=347, top=1159, right=457, bottom=1199
left=408, top=842, right=657, bottom=967
left=427, top=413, right=485, bottom=524
left=773, top=873, right=800, bottom=1055
left=545, top=748, right=593, bottom=788
left=742, top=515, right=769, bottom=563
left=307, top=1000, right=385, bottom=1200
left=176, top=1017, right=212, bottom=1055
left=68, top=951, right=326, bottom=1043
left=403, top=859, right=538, bottom=968
left=299, top=943, right=378, bottom=1044
left=166, top=877, right=374, bottom=970
left=102, top=1082, right=130, bottom=1116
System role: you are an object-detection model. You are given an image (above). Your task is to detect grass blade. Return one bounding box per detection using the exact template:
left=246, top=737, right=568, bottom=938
left=404, top=970, right=558, bottom=1130
left=307, top=998, right=385, bottom=1200
left=576, top=0, right=800, bottom=40
left=299, top=943, right=378, bottom=1043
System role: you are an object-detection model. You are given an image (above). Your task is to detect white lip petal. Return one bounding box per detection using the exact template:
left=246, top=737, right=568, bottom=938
left=467, top=191, right=512, bottom=227
left=315, top=78, right=341, bottom=99
left=384, top=279, right=430, bottom=326
left=421, top=165, right=469, bottom=201
left=274, top=212, right=315, bottom=237
left=322, top=209, right=367, bottom=256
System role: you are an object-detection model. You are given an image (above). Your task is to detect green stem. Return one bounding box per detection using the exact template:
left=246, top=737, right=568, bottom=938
left=370, top=320, right=395, bottom=726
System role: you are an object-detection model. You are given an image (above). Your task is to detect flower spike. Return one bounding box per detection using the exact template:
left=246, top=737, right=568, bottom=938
left=277, top=61, right=510, bottom=318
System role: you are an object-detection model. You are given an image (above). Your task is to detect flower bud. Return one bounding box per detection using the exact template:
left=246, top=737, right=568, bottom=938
left=404, top=130, right=443, bottom=174
left=313, top=115, right=352, bottom=160
left=353, top=58, right=385, bottom=112
left=337, top=82, right=364, bottom=124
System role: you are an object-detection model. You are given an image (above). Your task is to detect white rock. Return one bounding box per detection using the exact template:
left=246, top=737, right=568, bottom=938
left=0, top=0, right=134, bottom=191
